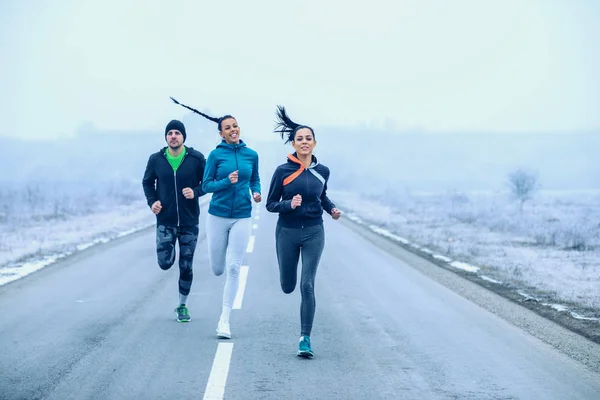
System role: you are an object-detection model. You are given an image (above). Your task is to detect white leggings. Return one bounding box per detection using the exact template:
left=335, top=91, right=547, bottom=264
left=206, top=214, right=252, bottom=309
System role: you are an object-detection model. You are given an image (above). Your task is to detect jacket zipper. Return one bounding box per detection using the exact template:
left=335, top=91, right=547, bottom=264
left=230, top=146, right=239, bottom=218
left=303, top=167, right=310, bottom=225
left=174, top=153, right=188, bottom=227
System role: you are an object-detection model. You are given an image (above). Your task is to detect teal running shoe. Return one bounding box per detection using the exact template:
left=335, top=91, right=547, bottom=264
left=297, top=336, right=314, bottom=358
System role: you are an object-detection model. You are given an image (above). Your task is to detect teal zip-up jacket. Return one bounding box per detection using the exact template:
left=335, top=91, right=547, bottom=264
left=202, top=140, right=261, bottom=218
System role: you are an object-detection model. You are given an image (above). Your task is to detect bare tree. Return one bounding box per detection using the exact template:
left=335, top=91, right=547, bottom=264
left=508, top=168, right=539, bottom=213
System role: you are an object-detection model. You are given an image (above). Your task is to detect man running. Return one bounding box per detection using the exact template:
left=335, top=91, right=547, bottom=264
left=142, top=119, right=207, bottom=322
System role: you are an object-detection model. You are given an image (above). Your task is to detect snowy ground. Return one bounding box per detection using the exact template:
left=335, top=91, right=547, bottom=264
left=0, top=201, right=155, bottom=286
left=330, top=189, right=600, bottom=322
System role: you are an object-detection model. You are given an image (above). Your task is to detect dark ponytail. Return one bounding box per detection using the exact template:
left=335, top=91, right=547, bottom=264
left=274, top=105, right=314, bottom=144
left=170, top=97, right=234, bottom=131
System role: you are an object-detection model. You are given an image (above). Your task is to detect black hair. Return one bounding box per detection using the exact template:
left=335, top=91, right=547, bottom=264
left=274, top=105, right=314, bottom=144
left=170, top=97, right=235, bottom=131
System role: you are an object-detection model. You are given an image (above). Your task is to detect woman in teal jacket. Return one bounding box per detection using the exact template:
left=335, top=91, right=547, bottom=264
left=172, top=98, right=261, bottom=339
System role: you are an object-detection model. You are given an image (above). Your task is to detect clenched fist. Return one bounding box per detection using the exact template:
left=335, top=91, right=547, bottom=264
left=182, top=187, right=194, bottom=199
left=253, top=192, right=262, bottom=203
left=331, top=208, right=342, bottom=220
left=291, top=194, right=302, bottom=209
left=229, top=170, right=239, bottom=184
left=151, top=200, right=162, bottom=214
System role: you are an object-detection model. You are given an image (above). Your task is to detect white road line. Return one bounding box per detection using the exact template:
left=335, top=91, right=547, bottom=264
left=203, top=343, right=234, bottom=400
left=246, top=236, right=255, bottom=253
left=254, top=215, right=260, bottom=221
left=252, top=224, right=258, bottom=230
left=232, top=266, right=249, bottom=310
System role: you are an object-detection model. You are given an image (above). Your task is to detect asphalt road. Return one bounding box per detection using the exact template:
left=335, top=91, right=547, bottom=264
left=1, top=203, right=599, bottom=399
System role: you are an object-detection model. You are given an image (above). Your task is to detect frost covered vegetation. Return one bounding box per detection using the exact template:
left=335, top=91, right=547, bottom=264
left=0, top=180, right=152, bottom=268
left=318, top=129, right=600, bottom=313
left=0, top=180, right=142, bottom=226
left=331, top=189, right=600, bottom=310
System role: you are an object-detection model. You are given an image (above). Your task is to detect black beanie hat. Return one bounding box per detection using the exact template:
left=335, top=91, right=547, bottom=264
left=165, top=120, right=187, bottom=142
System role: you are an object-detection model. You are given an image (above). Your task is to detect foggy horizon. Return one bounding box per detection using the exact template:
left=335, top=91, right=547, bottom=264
left=1, top=1, right=599, bottom=192
left=2, top=0, right=600, bottom=140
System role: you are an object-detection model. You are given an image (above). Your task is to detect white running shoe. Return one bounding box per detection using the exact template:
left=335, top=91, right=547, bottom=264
left=216, top=319, right=231, bottom=339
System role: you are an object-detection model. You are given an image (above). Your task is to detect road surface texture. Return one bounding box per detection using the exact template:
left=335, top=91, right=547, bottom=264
left=1, top=204, right=599, bottom=399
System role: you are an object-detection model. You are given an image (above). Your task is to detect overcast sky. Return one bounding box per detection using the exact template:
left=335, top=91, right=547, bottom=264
left=1, top=0, right=599, bottom=139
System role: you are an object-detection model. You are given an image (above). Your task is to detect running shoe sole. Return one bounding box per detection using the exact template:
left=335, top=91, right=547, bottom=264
left=216, top=330, right=231, bottom=339
left=297, top=350, right=314, bottom=358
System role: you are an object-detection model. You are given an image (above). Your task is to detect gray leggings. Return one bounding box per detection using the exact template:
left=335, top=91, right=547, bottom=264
left=206, top=214, right=252, bottom=309
left=275, top=223, right=325, bottom=337
left=156, top=224, right=199, bottom=296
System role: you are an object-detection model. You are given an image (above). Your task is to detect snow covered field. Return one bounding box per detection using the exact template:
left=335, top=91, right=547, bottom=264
left=0, top=181, right=156, bottom=286
left=330, top=189, right=600, bottom=320
left=0, top=201, right=155, bottom=286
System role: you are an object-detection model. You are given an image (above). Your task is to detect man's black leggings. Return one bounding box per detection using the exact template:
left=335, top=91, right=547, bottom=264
left=275, top=223, right=325, bottom=337
left=156, top=224, right=199, bottom=296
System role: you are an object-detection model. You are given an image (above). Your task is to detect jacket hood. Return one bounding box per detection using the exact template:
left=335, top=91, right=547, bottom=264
left=159, top=145, right=204, bottom=159
left=216, top=139, right=247, bottom=150
left=287, top=152, right=319, bottom=168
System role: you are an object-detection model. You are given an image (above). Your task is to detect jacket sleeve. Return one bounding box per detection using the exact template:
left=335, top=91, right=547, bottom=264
left=320, top=178, right=336, bottom=214
left=266, top=168, right=294, bottom=213
left=202, top=151, right=232, bottom=193
left=249, top=153, right=261, bottom=194
left=142, top=156, right=158, bottom=207
left=193, top=153, right=207, bottom=198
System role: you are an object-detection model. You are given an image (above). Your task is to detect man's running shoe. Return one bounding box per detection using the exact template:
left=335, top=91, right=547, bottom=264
left=175, top=304, right=191, bottom=322
left=297, top=336, right=314, bottom=358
